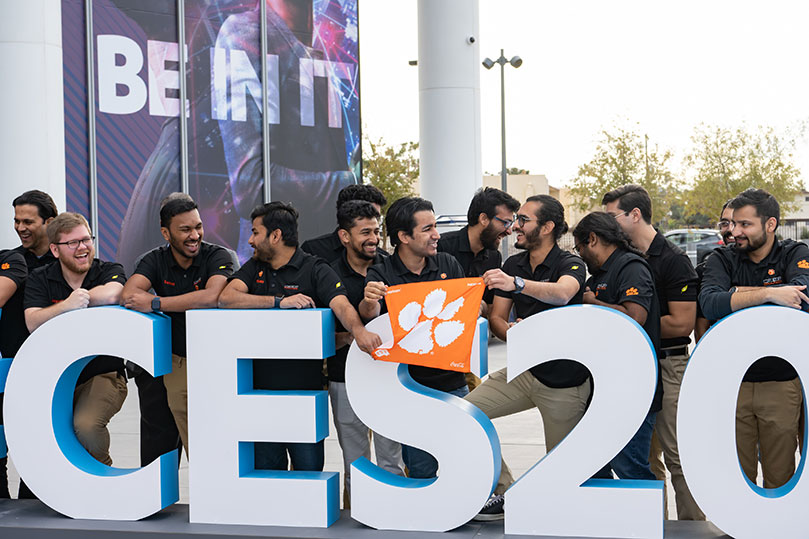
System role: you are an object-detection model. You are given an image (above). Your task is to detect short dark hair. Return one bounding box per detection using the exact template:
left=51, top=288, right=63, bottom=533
left=572, top=212, right=643, bottom=257
left=601, top=184, right=652, bottom=224
left=526, top=194, right=569, bottom=241
left=386, top=196, right=433, bottom=248
left=159, top=193, right=198, bottom=228
left=466, top=187, right=520, bottom=225
left=728, top=188, right=780, bottom=230
left=13, top=190, right=58, bottom=221
left=250, top=201, right=299, bottom=247
left=337, top=200, right=381, bottom=231
left=336, top=184, right=387, bottom=211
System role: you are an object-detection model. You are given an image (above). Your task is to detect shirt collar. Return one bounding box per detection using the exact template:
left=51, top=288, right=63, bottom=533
left=515, top=243, right=562, bottom=272
left=738, top=238, right=781, bottom=266
left=599, top=247, right=625, bottom=274
left=280, top=248, right=306, bottom=270
left=164, top=243, right=204, bottom=270
left=647, top=231, right=666, bottom=256
left=392, top=250, right=438, bottom=276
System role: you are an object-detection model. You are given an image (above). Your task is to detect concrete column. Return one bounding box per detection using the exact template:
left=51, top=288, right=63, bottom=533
left=0, top=0, right=66, bottom=247
left=417, top=0, right=482, bottom=217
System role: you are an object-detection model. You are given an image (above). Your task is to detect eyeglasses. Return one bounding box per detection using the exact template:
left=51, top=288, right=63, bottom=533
left=607, top=211, right=628, bottom=219
left=717, top=219, right=732, bottom=229
left=55, top=236, right=95, bottom=250
left=573, top=240, right=587, bottom=253
left=515, top=214, right=538, bottom=227
left=493, top=215, right=514, bottom=228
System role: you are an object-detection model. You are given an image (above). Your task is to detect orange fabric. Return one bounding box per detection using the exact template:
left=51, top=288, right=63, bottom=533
left=372, top=278, right=485, bottom=372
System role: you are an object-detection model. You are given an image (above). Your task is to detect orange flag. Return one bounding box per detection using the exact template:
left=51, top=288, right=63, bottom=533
left=372, top=278, right=485, bottom=372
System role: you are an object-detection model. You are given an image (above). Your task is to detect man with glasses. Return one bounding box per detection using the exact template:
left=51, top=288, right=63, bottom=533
left=24, top=212, right=128, bottom=467
left=468, top=195, right=589, bottom=521
left=695, top=201, right=734, bottom=342
left=601, top=184, right=702, bottom=520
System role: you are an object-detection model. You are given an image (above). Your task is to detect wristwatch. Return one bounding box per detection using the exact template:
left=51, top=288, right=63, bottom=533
left=513, top=276, right=526, bottom=294
left=151, top=296, right=161, bottom=311
left=274, top=296, right=284, bottom=308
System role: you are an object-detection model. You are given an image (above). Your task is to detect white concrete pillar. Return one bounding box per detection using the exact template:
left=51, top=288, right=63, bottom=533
left=0, top=0, right=66, bottom=247
left=417, top=0, right=482, bottom=217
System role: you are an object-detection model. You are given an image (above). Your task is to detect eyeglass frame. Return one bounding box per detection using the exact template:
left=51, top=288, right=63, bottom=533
left=515, top=214, right=538, bottom=227
left=492, top=215, right=515, bottom=228
left=53, top=236, right=95, bottom=250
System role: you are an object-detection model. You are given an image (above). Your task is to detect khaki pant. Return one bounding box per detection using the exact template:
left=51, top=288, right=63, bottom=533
left=73, top=372, right=128, bottom=465
left=649, top=353, right=705, bottom=520
left=736, top=378, right=802, bottom=488
left=163, top=354, right=189, bottom=457
left=465, top=368, right=590, bottom=495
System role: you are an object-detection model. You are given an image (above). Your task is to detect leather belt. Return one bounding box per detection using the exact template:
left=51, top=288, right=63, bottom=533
left=662, top=346, right=688, bottom=358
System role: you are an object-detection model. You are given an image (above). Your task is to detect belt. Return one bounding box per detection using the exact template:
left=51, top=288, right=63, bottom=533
left=662, top=346, right=688, bottom=358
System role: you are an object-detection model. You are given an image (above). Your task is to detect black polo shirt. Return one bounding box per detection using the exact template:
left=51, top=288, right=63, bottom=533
left=494, top=245, right=589, bottom=388
left=699, top=239, right=809, bottom=383
left=230, top=248, right=347, bottom=390
left=366, top=251, right=465, bottom=392
left=301, top=229, right=343, bottom=264
left=133, top=242, right=234, bottom=357
left=0, top=249, right=28, bottom=358
left=24, top=259, right=127, bottom=385
left=327, top=250, right=386, bottom=382
left=586, top=248, right=662, bottom=412
left=645, top=232, right=699, bottom=350
left=438, top=226, right=501, bottom=304
left=0, top=247, right=56, bottom=358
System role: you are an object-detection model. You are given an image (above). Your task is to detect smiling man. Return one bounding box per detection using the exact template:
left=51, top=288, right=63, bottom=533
left=700, top=188, right=809, bottom=488
left=24, top=212, right=128, bottom=467
left=122, top=194, right=234, bottom=461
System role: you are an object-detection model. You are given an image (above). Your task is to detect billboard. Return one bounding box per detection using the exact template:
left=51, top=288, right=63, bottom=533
left=62, top=0, right=361, bottom=271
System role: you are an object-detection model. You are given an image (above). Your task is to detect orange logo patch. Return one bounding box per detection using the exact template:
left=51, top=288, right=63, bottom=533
left=0, top=263, right=8, bottom=270
left=768, top=269, right=775, bottom=275
left=440, top=273, right=447, bottom=279
left=626, top=287, right=639, bottom=296
left=259, top=270, right=264, bottom=277
left=798, top=260, right=809, bottom=269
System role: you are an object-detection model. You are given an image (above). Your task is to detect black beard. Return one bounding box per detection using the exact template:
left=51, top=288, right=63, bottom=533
left=479, top=223, right=501, bottom=251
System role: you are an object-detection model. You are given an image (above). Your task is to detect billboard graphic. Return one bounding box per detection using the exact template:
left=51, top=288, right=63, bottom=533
left=62, top=0, right=361, bottom=271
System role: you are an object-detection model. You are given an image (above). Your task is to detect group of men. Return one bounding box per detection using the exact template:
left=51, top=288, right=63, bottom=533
left=0, top=183, right=805, bottom=525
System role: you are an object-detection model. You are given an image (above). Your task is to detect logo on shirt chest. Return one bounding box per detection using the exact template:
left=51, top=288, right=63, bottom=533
left=594, top=282, right=607, bottom=297
left=193, top=277, right=202, bottom=291
left=163, top=280, right=175, bottom=287
left=284, top=284, right=299, bottom=291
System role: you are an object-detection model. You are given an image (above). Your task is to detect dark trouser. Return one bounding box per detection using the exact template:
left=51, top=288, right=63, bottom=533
left=134, top=371, right=182, bottom=467
left=254, top=441, right=325, bottom=471
left=594, top=410, right=658, bottom=480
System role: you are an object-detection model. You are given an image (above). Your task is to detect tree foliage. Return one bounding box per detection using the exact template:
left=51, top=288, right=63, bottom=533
left=568, top=123, right=680, bottom=225
left=682, top=124, right=804, bottom=219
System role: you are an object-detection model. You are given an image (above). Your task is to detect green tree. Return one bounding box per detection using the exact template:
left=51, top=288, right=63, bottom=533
left=568, top=122, right=681, bottom=225
left=361, top=137, right=419, bottom=248
left=682, top=124, right=804, bottom=219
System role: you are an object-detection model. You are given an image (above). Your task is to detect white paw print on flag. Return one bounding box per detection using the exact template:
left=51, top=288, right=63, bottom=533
left=396, top=288, right=465, bottom=355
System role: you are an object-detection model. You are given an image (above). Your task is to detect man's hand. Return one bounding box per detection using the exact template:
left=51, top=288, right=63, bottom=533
left=483, top=269, right=515, bottom=292
left=364, top=281, right=387, bottom=302
left=766, top=285, right=809, bottom=309
left=353, top=327, right=383, bottom=355
left=280, top=294, right=315, bottom=309
left=582, top=286, right=596, bottom=304
left=508, top=317, right=523, bottom=329
left=63, top=288, right=90, bottom=312
left=122, top=289, right=156, bottom=313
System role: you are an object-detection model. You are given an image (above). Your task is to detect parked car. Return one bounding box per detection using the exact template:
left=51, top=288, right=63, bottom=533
left=664, top=229, right=724, bottom=266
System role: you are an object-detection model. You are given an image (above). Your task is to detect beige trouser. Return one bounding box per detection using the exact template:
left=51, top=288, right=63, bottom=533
left=73, top=372, right=128, bottom=465
left=649, top=353, right=705, bottom=520
left=163, top=354, right=189, bottom=457
left=736, top=378, right=802, bottom=488
left=465, top=368, right=590, bottom=495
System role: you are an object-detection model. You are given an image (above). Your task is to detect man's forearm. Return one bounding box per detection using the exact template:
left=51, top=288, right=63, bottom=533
left=218, top=289, right=274, bottom=309
left=359, top=298, right=380, bottom=320
left=160, top=289, right=221, bottom=311
left=489, top=315, right=509, bottom=342
left=88, top=283, right=123, bottom=306
left=25, top=304, right=69, bottom=332
left=522, top=280, right=575, bottom=306
left=729, top=288, right=770, bottom=312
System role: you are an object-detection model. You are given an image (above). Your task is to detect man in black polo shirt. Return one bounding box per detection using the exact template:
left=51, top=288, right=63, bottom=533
left=219, top=201, right=381, bottom=472
left=573, top=212, right=662, bottom=481
left=468, top=194, right=589, bottom=521
left=602, top=184, right=702, bottom=520
left=2, top=190, right=58, bottom=498
left=694, top=200, right=734, bottom=342
left=360, top=196, right=465, bottom=479
left=122, top=194, right=234, bottom=459
left=327, top=200, right=404, bottom=506
left=301, top=184, right=387, bottom=264
left=24, top=212, right=128, bottom=467
left=700, top=188, right=809, bottom=488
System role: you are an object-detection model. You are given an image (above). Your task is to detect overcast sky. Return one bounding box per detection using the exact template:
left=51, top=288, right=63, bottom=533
left=358, top=0, right=809, bottom=188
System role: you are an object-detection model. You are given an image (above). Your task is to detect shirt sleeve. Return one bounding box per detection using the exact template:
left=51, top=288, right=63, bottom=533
left=207, top=247, right=235, bottom=279
left=96, top=262, right=127, bottom=286
left=615, top=260, right=654, bottom=313
left=23, top=268, right=51, bottom=310
left=782, top=243, right=809, bottom=311
left=558, top=255, right=587, bottom=287
left=230, top=259, right=257, bottom=290
left=313, top=260, right=348, bottom=307
left=0, top=251, right=27, bottom=290
left=698, top=249, right=734, bottom=320
left=132, top=250, right=159, bottom=286
left=662, top=253, right=699, bottom=302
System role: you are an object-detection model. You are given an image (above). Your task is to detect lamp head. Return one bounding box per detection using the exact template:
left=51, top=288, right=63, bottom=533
left=482, top=58, right=495, bottom=69
left=509, top=56, right=523, bottom=68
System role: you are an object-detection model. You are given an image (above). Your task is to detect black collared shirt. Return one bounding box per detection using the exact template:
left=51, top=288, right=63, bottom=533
left=699, top=239, right=809, bottom=382
left=494, top=245, right=589, bottom=388
left=230, top=249, right=347, bottom=390
left=0, top=249, right=28, bottom=358
left=586, top=248, right=662, bottom=412
left=438, top=226, right=501, bottom=304
left=327, top=250, right=387, bottom=382
left=133, top=242, right=234, bottom=356
left=366, top=251, right=465, bottom=392
left=24, top=259, right=127, bottom=384
left=300, top=229, right=343, bottom=264
left=645, top=232, right=699, bottom=349
left=0, top=246, right=56, bottom=358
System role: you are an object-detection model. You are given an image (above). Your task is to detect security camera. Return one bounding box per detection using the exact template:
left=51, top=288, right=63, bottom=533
left=467, top=36, right=476, bottom=44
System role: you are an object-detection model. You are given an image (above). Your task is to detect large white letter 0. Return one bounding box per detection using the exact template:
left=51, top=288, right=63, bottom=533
left=3, top=306, right=178, bottom=520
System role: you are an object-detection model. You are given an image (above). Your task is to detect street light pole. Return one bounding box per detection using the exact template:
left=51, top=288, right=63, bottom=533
left=483, top=49, right=522, bottom=259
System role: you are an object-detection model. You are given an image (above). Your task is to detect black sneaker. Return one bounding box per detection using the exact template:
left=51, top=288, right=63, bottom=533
left=472, top=494, right=504, bottom=521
